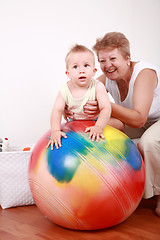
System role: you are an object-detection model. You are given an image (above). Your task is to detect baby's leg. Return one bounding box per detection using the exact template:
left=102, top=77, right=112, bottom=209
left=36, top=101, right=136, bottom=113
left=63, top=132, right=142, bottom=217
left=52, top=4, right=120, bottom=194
left=108, top=117, right=124, bottom=132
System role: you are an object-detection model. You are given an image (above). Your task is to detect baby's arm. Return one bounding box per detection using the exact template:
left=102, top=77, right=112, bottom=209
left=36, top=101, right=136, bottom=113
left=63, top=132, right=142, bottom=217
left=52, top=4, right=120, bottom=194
left=47, top=91, right=67, bottom=150
left=85, top=81, right=111, bottom=142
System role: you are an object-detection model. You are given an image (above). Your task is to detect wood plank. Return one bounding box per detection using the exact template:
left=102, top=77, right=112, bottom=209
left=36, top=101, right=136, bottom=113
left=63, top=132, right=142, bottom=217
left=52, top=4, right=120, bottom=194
left=0, top=198, right=160, bottom=240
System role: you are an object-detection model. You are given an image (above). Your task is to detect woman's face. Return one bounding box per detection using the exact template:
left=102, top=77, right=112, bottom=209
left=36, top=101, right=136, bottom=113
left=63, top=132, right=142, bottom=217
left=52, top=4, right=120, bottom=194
left=98, top=48, right=130, bottom=81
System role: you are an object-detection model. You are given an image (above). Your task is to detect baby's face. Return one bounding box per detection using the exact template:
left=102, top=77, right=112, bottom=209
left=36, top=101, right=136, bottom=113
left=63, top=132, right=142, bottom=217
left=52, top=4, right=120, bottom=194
left=66, top=51, right=97, bottom=88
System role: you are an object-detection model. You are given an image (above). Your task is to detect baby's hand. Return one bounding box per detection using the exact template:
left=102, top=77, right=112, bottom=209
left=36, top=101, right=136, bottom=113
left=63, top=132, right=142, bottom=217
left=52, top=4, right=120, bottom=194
left=47, top=130, right=67, bottom=150
left=84, top=125, right=104, bottom=142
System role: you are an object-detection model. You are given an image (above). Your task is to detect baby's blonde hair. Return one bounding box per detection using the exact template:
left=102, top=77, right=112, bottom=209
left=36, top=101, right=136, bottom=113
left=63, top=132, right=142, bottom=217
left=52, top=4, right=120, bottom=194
left=65, top=44, right=95, bottom=69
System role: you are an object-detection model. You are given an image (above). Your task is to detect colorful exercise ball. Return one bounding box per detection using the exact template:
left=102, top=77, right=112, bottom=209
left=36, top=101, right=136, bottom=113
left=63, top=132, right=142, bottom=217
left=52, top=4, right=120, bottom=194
left=28, top=120, right=145, bottom=230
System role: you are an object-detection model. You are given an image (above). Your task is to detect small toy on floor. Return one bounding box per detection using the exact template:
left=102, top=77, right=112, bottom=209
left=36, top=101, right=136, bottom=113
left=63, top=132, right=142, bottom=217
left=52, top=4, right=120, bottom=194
left=0, top=138, right=9, bottom=152
left=23, top=147, right=31, bottom=151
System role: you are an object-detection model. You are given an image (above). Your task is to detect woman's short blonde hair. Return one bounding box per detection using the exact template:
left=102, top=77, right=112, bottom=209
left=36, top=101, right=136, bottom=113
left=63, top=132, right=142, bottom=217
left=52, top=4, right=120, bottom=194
left=93, top=32, right=130, bottom=58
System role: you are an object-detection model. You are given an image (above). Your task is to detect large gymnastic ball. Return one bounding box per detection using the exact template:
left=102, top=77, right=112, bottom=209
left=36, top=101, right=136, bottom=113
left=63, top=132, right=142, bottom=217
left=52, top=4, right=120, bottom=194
left=28, top=120, right=145, bottom=230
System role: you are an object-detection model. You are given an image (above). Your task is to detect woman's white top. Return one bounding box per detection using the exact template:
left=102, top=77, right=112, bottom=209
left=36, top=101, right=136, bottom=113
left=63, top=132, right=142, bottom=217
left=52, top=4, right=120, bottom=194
left=105, top=61, right=160, bottom=122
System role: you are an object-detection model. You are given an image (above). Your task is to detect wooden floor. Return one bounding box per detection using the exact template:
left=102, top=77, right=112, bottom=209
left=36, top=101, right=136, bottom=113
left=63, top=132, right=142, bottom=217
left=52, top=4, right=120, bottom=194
left=0, top=198, right=160, bottom=240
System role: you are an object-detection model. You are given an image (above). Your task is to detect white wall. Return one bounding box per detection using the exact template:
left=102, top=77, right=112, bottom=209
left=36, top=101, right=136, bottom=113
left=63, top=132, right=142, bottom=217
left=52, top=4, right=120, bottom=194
left=0, top=0, right=160, bottom=145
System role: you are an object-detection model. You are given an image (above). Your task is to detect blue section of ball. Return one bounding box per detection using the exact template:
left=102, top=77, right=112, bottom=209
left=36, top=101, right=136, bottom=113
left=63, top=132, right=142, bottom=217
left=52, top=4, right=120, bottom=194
left=47, top=131, right=90, bottom=182
left=47, top=131, right=141, bottom=184
left=124, top=139, right=142, bottom=170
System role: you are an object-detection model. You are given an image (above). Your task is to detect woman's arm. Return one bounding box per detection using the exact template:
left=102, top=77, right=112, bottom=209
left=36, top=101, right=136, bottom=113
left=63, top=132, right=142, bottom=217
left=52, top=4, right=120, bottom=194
left=111, top=69, right=158, bottom=128
left=97, top=74, right=106, bottom=85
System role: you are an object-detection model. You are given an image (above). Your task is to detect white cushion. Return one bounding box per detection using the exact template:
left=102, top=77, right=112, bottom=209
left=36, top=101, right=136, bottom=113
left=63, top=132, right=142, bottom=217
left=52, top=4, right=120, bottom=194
left=0, top=145, right=34, bottom=209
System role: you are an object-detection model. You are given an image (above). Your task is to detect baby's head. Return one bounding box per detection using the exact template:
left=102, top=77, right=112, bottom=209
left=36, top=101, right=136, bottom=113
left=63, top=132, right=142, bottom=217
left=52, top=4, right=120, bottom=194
left=65, top=44, right=97, bottom=84
left=65, top=44, right=95, bottom=70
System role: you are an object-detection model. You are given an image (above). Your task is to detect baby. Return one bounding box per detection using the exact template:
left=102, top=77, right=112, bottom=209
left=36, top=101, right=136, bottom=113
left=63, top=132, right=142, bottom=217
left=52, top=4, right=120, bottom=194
left=47, top=44, right=111, bottom=150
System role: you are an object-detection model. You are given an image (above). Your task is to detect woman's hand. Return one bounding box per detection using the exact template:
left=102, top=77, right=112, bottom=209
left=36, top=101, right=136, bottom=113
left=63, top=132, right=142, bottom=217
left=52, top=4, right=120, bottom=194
left=83, top=100, right=100, bottom=118
left=63, top=105, right=75, bottom=122
left=63, top=101, right=100, bottom=121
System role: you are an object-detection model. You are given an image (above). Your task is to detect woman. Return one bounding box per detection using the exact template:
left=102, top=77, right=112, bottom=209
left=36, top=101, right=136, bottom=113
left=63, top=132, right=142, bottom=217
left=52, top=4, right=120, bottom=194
left=64, top=32, right=160, bottom=216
